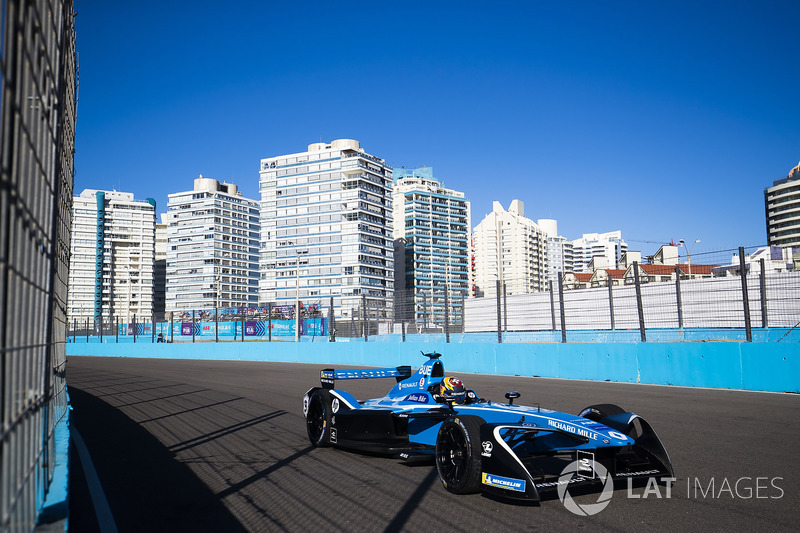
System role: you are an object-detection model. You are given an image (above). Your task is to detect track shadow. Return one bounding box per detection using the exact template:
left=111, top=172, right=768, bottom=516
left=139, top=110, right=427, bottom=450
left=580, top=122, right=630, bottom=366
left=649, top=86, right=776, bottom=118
left=68, top=386, right=247, bottom=532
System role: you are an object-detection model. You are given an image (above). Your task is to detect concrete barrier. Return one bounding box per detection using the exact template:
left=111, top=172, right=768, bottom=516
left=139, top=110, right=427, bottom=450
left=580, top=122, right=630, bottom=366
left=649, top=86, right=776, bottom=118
left=66, top=340, right=799, bottom=393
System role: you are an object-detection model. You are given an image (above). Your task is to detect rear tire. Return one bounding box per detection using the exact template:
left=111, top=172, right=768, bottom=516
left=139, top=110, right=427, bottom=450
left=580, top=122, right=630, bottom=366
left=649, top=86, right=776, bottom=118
left=305, top=389, right=333, bottom=447
left=578, top=403, right=626, bottom=421
left=435, top=415, right=484, bottom=494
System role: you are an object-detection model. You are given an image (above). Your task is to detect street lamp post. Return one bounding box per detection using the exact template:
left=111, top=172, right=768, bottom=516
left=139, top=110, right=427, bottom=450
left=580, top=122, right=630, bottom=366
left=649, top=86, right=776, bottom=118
left=679, top=239, right=700, bottom=277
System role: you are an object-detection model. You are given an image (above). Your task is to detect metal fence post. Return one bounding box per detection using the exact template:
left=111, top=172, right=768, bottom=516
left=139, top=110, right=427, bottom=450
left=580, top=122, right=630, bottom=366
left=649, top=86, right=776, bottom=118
left=422, top=292, right=428, bottom=334
left=760, top=258, right=767, bottom=328
left=99, top=317, right=103, bottom=343
left=633, top=262, right=646, bottom=342
left=151, top=314, right=155, bottom=343
left=115, top=316, right=119, bottom=343
left=133, top=313, right=137, bottom=343
left=675, top=264, right=683, bottom=329
left=85, top=317, right=89, bottom=343
left=170, top=312, right=174, bottom=343
left=502, top=281, right=508, bottom=333
left=444, top=283, right=450, bottom=343
left=215, top=306, right=219, bottom=342
left=460, top=292, right=466, bottom=333
left=608, top=277, right=616, bottom=331
left=496, top=280, right=502, bottom=343
left=362, top=294, right=368, bottom=341
left=557, top=273, right=567, bottom=343
left=268, top=304, right=272, bottom=342
left=328, top=297, right=335, bottom=342
left=241, top=313, right=245, bottom=342
left=739, top=247, right=752, bottom=342
left=351, top=309, right=355, bottom=338
left=549, top=280, right=556, bottom=331
left=192, top=309, right=195, bottom=343
left=74, top=318, right=77, bottom=343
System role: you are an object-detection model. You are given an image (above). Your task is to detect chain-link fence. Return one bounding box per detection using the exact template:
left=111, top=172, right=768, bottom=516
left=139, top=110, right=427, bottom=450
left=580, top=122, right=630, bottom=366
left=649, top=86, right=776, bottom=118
left=1, top=0, right=77, bottom=530
left=68, top=245, right=800, bottom=344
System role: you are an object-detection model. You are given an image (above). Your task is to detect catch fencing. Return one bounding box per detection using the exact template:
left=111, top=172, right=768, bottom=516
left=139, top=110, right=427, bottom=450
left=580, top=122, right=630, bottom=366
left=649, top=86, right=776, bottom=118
left=69, top=246, right=800, bottom=344
left=1, top=1, right=77, bottom=531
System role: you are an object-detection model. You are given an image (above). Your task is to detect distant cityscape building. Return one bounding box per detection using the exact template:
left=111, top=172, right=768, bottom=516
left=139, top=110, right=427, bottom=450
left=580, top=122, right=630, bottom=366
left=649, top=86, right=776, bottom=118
left=153, top=221, right=167, bottom=320
left=571, top=231, right=628, bottom=272
left=392, top=167, right=470, bottom=329
left=537, top=218, right=574, bottom=284
left=258, top=139, right=394, bottom=317
left=165, top=177, right=260, bottom=313
left=712, top=246, right=797, bottom=276
left=68, top=189, right=156, bottom=325
left=764, top=161, right=800, bottom=247
left=472, top=200, right=548, bottom=297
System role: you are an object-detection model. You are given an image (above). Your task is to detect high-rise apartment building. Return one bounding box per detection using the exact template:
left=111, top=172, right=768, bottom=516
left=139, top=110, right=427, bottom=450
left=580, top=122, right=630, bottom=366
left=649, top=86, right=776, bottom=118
left=258, top=139, right=394, bottom=317
left=537, top=218, right=574, bottom=284
left=392, top=168, right=470, bottom=328
left=165, top=176, right=260, bottom=313
left=68, top=189, right=156, bottom=325
left=765, top=161, right=800, bottom=247
left=472, top=200, right=548, bottom=297
left=571, top=231, right=628, bottom=272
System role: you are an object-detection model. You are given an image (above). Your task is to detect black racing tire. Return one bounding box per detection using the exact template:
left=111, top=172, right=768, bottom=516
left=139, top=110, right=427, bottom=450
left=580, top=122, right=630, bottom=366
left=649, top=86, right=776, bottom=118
left=305, top=389, right=333, bottom=447
left=578, top=403, right=626, bottom=422
left=435, top=415, right=485, bottom=494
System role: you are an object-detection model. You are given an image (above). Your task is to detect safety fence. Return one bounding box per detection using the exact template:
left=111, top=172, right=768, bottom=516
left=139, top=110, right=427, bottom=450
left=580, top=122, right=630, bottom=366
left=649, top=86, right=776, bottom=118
left=1, top=1, right=77, bottom=531
left=68, top=246, right=800, bottom=344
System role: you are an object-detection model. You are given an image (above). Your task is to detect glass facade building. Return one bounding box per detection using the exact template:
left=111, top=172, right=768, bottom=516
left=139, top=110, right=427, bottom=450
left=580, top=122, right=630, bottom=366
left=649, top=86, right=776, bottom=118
left=392, top=168, right=469, bottom=330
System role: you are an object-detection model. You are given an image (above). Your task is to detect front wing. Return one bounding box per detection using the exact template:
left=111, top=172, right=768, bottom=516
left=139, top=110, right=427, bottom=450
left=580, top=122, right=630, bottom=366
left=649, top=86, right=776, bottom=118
left=478, top=414, right=674, bottom=501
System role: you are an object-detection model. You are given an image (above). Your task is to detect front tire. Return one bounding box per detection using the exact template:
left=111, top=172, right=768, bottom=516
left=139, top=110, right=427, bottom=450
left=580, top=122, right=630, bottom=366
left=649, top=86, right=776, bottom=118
left=305, top=389, right=333, bottom=447
left=578, top=403, right=625, bottom=422
left=435, top=415, right=484, bottom=494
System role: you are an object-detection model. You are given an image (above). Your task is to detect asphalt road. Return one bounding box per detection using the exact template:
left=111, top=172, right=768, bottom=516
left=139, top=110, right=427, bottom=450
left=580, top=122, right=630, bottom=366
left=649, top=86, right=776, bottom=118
left=66, top=355, right=799, bottom=532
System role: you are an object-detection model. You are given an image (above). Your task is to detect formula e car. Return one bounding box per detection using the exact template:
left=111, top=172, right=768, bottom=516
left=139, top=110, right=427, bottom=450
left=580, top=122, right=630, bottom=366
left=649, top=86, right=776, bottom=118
left=302, top=352, right=673, bottom=501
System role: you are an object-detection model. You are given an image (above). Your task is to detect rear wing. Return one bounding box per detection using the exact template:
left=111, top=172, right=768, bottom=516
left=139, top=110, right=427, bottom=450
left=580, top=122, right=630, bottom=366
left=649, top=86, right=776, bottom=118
left=320, top=366, right=412, bottom=389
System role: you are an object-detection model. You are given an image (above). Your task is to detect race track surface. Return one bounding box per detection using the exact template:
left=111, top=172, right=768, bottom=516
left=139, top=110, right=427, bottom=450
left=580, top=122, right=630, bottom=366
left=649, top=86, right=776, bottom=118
left=66, top=356, right=799, bottom=532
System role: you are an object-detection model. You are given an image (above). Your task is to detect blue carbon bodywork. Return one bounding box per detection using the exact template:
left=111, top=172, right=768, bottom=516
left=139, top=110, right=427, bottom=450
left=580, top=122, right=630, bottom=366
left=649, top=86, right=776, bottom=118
left=304, top=353, right=674, bottom=501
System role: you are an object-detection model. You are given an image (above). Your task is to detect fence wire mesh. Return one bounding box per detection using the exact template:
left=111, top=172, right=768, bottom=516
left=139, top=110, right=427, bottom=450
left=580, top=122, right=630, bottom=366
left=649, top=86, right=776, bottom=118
left=68, top=245, right=800, bottom=344
left=1, top=0, right=76, bottom=531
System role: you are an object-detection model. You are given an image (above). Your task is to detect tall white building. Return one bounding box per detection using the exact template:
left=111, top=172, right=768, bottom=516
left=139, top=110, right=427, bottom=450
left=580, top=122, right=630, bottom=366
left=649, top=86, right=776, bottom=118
left=392, top=167, right=470, bottom=328
left=472, top=199, right=548, bottom=297
left=259, top=139, right=394, bottom=317
left=764, top=161, right=800, bottom=247
left=68, top=189, right=156, bottom=325
left=165, top=177, right=260, bottom=313
left=571, top=231, right=628, bottom=272
left=538, top=218, right=574, bottom=284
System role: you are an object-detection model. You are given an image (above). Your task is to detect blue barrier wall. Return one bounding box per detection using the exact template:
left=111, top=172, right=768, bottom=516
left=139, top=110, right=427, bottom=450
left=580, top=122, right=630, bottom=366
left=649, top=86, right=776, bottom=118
left=66, top=340, right=799, bottom=393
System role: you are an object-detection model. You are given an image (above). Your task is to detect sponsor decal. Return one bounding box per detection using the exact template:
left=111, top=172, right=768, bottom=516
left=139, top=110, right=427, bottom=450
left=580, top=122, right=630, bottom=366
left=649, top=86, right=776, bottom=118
left=399, top=380, right=420, bottom=390
left=616, top=469, right=661, bottom=477
left=547, top=419, right=599, bottom=440
left=302, top=396, right=309, bottom=416
left=577, top=451, right=595, bottom=477
left=331, top=398, right=340, bottom=413
left=482, top=473, right=526, bottom=492
left=404, top=393, right=429, bottom=404
left=320, top=370, right=335, bottom=385
left=419, top=377, right=425, bottom=388
left=481, top=441, right=493, bottom=457
left=330, top=428, right=337, bottom=443
left=607, top=430, right=628, bottom=441
left=557, top=459, right=613, bottom=516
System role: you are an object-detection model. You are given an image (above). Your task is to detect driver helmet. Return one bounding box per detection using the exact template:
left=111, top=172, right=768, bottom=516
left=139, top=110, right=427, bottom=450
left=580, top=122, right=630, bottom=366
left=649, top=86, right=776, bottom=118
left=440, top=376, right=466, bottom=404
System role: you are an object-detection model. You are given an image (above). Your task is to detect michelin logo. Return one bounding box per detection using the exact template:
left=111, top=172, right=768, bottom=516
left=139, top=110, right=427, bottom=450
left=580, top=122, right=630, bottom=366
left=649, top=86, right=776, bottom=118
left=482, top=473, right=526, bottom=492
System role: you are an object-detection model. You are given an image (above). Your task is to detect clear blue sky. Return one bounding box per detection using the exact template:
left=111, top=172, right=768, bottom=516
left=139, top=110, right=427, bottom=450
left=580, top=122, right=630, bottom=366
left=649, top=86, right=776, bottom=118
left=74, top=0, right=799, bottom=257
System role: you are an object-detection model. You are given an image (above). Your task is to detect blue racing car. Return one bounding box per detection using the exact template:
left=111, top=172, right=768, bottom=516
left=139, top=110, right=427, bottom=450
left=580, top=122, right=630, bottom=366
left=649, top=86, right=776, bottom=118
left=302, top=352, right=673, bottom=501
